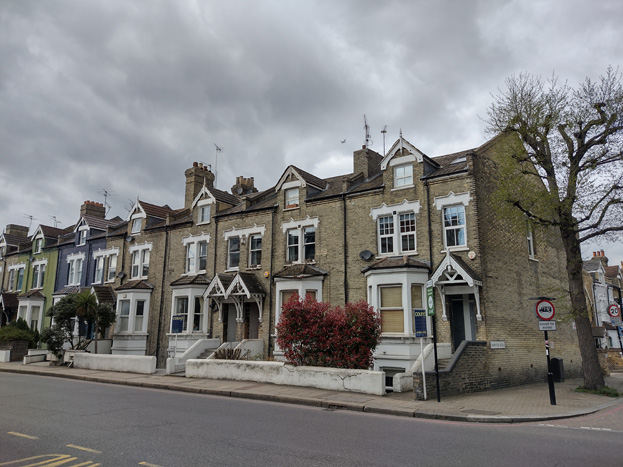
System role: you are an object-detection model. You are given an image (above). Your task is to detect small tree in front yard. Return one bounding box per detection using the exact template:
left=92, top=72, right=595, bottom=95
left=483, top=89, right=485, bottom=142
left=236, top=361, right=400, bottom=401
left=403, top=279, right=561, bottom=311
left=276, top=295, right=381, bottom=369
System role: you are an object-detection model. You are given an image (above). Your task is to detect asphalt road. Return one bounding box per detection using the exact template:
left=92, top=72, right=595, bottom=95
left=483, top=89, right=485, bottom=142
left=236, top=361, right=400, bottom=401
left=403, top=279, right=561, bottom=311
left=0, top=373, right=620, bottom=467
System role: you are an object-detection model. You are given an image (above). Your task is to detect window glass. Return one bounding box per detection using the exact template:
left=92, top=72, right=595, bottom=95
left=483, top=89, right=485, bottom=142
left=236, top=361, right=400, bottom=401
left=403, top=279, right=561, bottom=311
left=285, top=188, right=299, bottom=208
left=198, top=241, right=208, bottom=271
left=94, top=257, right=104, bottom=283
left=380, top=286, right=404, bottom=333
left=186, top=244, right=195, bottom=273
left=16, top=268, right=24, bottom=291
left=141, top=250, right=150, bottom=277
left=8, top=269, right=15, bottom=291
left=78, top=230, right=87, bottom=245
left=304, top=227, right=315, bottom=261
left=118, top=300, right=130, bottom=332
left=400, top=213, right=416, bottom=252
left=250, top=235, right=262, bottom=267
left=30, top=306, right=40, bottom=331
left=443, top=205, right=466, bottom=247
left=199, top=205, right=211, bottom=223
left=228, top=237, right=240, bottom=269
left=379, top=216, right=394, bottom=254
left=394, top=164, right=413, bottom=187
left=287, top=230, right=299, bottom=262
left=107, top=255, right=117, bottom=282
left=131, top=218, right=142, bottom=233
left=134, top=300, right=145, bottom=332
left=131, top=251, right=140, bottom=278
left=175, top=297, right=189, bottom=332
left=193, top=297, right=203, bottom=332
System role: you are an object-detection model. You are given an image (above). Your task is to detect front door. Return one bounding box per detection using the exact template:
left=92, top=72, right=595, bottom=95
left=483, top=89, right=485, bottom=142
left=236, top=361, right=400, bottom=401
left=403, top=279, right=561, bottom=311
left=224, top=304, right=238, bottom=342
left=450, top=295, right=476, bottom=351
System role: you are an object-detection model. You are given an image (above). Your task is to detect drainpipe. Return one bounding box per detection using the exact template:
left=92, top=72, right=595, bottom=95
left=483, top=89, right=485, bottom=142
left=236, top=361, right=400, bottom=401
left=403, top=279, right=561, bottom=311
left=267, top=206, right=276, bottom=356
left=209, top=216, right=219, bottom=339
left=342, top=193, right=349, bottom=303
left=156, top=226, right=170, bottom=367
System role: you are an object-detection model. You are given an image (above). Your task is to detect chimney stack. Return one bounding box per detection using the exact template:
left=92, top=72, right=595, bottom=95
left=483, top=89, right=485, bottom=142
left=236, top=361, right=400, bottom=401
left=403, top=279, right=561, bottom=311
left=81, top=200, right=106, bottom=219
left=592, top=250, right=609, bottom=267
left=231, top=176, right=258, bottom=196
left=185, top=162, right=215, bottom=209
left=353, top=146, right=382, bottom=179
left=5, top=224, right=29, bottom=237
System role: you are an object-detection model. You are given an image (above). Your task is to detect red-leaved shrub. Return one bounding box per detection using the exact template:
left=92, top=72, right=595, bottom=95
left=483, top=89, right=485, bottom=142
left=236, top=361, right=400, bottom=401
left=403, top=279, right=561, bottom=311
left=275, top=295, right=381, bottom=369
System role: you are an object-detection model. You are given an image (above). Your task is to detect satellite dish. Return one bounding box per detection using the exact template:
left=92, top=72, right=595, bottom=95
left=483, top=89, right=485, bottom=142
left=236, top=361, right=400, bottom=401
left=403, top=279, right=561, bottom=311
left=237, top=187, right=244, bottom=195
left=117, top=271, right=126, bottom=279
left=126, top=236, right=134, bottom=243
left=359, top=250, right=373, bottom=261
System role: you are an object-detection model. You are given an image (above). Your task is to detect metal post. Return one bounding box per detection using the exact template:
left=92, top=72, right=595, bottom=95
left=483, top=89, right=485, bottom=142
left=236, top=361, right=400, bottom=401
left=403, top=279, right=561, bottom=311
left=432, top=314, right=441, bottom=402
left=545, top=330, right=556, bottom=405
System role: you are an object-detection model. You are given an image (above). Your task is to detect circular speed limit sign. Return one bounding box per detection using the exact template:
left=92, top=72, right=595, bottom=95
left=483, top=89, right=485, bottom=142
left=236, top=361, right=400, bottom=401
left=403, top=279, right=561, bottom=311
left=608, top=304, right=621, bottom=318
left=535, top=299, right=555, bottom=321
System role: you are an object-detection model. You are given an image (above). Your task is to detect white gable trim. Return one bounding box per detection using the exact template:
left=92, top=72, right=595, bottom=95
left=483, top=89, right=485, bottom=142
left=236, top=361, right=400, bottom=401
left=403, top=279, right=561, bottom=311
left=191, top=186, right=217, bottom=209
left=381, top=138, right=425, bottom=170
left=126, top=201, right=147, bottom=222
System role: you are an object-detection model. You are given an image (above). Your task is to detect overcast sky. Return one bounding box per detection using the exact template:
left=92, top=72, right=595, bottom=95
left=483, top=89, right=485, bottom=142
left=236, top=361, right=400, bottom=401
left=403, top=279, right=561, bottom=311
left=1, top=0, right=622, bottom=263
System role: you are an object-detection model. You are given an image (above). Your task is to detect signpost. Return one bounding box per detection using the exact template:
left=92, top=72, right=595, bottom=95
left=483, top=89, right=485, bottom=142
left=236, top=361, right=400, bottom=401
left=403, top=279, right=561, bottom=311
left=171, top=315, right=184, bottom=358
left=414, top=309, right=427, bottom=400
left=426, top=282, right=441, bottom=403
left=532, top=298, right=556, bottom=405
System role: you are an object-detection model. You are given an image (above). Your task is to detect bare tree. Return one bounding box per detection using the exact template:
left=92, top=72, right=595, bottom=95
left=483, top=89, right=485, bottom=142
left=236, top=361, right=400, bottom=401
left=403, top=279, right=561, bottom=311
left=486, top=67, right=623, bottom=390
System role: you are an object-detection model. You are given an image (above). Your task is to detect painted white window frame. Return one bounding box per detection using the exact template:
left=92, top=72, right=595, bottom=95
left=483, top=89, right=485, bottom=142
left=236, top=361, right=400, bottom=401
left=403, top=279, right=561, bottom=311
left=182, top=233, right=210, bottom=275
left=281, top=216, right=319, bottom=264
left=434, top=192, right=471, bottom=251
left=365, top=268, right=429, bottom=337
left=198, top=202, right=211, bottom=225
left=227, top=237, right=240, bottom=270
left=93, top=256, right=104, bottom=284
left=34, top=237, right=44, bottom=254
left=527, top=222, right=536, bottom=259
left=249, top=234, right=262, bottom=267
left=77, top=227, right=88, bottom=246
left=129, top=243, right=152, bottom=280
left=370, top=200, right=421, bottom=257
left=16, top=296, right=45, bottom=333
left=67, top=253, right=85, bottom=286
left=7, top=268, right=15, bottom=292
left=107, top=254, right=118, bottom=282
left=273, top=276, right=324, bottom=339
left=223, top=224, right=266, bottom=270
left=115, top=290, right=150, bottom=334
left=8, top=263, right=26, bottom=292
left=170, top=287, right=207, bottom=334
left=393, top=164, right=413, bottom=189
left=131, top=217, right=142, bottom=234
left=31, top=260, right=47, bottom=289
left=285, top=187, right=300, bottom=209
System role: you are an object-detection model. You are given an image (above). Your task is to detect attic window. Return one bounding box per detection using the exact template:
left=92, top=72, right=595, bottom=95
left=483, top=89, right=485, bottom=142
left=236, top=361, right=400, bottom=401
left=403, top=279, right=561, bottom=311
left=34, top=238, right=43, bottom=254
left=131, top=218, right=142, bottom=234
left=285, top=188, right=299, bottom=209
left=394, top=164, right=413, bottom=188
left=450, top=156, right=467, bottom=165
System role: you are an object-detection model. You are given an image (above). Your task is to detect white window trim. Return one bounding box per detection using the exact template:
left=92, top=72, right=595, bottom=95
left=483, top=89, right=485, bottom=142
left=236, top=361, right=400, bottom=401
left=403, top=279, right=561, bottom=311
left=77, top=226, right=88, bottom=246
left=393, top=164, right=414, bottom=190
left=435, top=192, right=471, bottom=252
left=281, top=217, right=319, bottom=264
left=182, top=233, right=211, bottom=275
left=370, top=200, right=421, bottom=257
left=198, top=203, right=212, bottom=225
left=66, top=253, right=86, bottom=286
left=273, top=277, right=324, bottom=344
left=129, top=242, right=152, bottom=279
left=226, top=237, right=241, bottom=271
left=33, top=236, right=44, bottom=253
left=16, top=297, right=45, bottom=333
left=8, top=263, right=26, bottom=292
left=248, top=234, right=263, bottom=268
left=365, top=268, right=429, bottom=337
left=31, top=259, right=48, bottom=289
left=115, top=291, right=151, bottom=335
left=92, top=247, right=120, bottom=283
left=169, top=287, right=208, bottom=334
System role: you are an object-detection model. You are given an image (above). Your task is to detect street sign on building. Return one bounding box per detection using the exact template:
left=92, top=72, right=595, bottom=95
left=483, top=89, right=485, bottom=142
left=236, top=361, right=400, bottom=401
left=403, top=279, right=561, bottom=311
left=608, top=304, right=621, bottom=318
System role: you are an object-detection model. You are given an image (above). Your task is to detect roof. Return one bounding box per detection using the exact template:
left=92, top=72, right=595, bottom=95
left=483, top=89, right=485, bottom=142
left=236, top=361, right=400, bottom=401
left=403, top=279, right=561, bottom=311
left=362, top=256, right=430, bottom=273
left=605, top=265, right=620, bottom=278
left=92, top=286, right=116, bottom=303
left=583, top=258, right=605, bottom=273
left=139, top=200, right=178, bottom=219
left=0, top=293, right=19, bottom=309
left=82, top=215, right=120, bottom=231
left=18, top=290, right=46, bottom=300
left=52, top=286, right=82, bottom=296
left=1, top=233, right=30, bottom=247
left=274, top=264, right=328, bottom=278
left=39, top=225, right=71, bottom=239
left=232, top=272, right=266, bottom=295
left=170, top=275, right=211, bottom=287
left=292, top=166, right=328, bottom=190
left=209, top=187, right=242, bottom=206
left=115, top=280, right=154, bottom=292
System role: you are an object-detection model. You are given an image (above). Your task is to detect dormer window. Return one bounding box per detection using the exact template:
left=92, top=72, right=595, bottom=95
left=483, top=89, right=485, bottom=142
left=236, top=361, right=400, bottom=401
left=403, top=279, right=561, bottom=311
left=78, top=229, right=87, bottom=246
left=285, top=188, right=299, bottom=209
left=199, top=205, right=211, bottom=224
left=131, top=218, right=142, bottom=234
left=34, top=238, right=43, bottom=254
left=394, top=164, right=413, bottom=188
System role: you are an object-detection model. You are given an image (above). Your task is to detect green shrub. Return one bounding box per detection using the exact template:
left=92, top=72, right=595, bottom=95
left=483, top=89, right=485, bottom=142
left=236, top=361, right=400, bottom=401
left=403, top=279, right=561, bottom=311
left=0, top=326, right=37, bottom=348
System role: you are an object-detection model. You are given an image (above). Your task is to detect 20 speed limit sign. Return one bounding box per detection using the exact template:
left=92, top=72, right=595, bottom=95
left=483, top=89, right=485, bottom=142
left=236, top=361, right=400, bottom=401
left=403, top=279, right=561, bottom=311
left=608, top=304, right=621, bottom=318
left=535, top=299, right=555, bottom=321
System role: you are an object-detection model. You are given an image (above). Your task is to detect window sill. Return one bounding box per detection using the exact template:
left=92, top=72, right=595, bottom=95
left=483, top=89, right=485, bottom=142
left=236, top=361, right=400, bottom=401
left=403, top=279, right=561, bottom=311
left=283, top=205, right=300, bottom=211
left=375, top=252, right=418, bottom=259
left=246, top=266, right=262, bottom=270
left=225, top=267, right=240, bottom=273
left=529, top=257, right=539, bottom=262
left=391, top=184, right=414, bottom=192
left=197, top=221, right=211, bottom=225
left=441, top=246, right=469, bottom=253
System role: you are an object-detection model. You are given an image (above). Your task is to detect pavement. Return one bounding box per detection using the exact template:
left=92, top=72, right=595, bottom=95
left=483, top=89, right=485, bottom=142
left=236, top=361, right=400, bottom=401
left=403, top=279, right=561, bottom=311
left=1, top=361, right=622, bottom=423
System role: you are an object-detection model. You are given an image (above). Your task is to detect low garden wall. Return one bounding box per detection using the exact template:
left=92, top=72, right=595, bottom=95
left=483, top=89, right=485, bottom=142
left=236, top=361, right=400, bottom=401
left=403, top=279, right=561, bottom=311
left=73, top=353, right=156, bottom=374
left=186, top=359, right=385, bottom=395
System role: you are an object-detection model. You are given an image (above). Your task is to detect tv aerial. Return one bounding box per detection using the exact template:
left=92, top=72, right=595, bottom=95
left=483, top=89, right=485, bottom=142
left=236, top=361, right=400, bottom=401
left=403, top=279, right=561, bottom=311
left=214, top=143, right=222, bottom=188
left=363, top=115, right=373, bottom=148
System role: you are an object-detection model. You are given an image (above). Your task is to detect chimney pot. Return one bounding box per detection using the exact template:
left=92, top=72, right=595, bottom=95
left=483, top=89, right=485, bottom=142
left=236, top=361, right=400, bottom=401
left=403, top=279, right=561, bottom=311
left=193, top=161, right=198, bottom=167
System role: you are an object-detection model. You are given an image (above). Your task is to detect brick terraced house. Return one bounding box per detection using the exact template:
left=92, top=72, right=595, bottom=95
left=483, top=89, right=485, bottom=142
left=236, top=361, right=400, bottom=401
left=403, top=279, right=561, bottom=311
left=0, top=133, right=587, bottom=394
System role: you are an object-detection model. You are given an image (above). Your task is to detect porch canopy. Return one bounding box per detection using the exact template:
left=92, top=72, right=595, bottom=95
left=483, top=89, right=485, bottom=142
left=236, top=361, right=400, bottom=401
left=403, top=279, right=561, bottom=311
left=430, top=252, right=483, bottom=321
left=205, top=273, right=265, bottom=323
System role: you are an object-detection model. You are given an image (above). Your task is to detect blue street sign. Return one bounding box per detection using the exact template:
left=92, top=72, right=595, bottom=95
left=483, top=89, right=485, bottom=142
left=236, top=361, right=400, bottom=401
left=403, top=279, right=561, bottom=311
left=414, top=309, right=427, bottom=337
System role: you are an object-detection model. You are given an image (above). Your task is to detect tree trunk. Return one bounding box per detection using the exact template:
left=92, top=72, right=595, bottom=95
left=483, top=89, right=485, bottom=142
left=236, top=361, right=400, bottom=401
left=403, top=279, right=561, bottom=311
left=560, top=225, right=605, bottom=390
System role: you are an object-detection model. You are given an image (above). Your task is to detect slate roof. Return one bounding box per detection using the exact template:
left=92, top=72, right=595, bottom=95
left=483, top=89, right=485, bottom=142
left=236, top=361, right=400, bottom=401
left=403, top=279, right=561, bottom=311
left=170, top=275, right=211, bottom=287
left=583, top=258, right=605, bottom=273
left=18, top=290, right=46, bottom=299
left=605, top=265, right=620, bottom=279
left=92, top=286, right=116, bottom=303
left=40, top=225, right=70, bottom=239
left=0, top=293, right=18, bottom=309
left=292, top=166, right=328, bottom=190
left=362, top=256, right=430, bottom=272
left=82, top=215, right=120, bottom=231
left=115, top=280, right=154, bottom=292
left=235, top=272, right=266, bottom=294
left=273, top=264, right=328, bottom=278
left=52, top=286, right=82, bottom=296
left=209, top=187, right=241, bottom=206
left=1, top=233, right=29, bottom=247
left=139, top=200, right=177, bottom=219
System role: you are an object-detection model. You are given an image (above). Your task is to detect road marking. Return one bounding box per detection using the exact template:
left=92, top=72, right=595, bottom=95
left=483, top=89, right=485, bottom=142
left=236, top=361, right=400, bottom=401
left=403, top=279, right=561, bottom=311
left=66, top=445, right=102, bottom=455
left=7, top=432, right=38, bottom=440
left=139, top=463, right=163, bottom=467
left=0, top=454, right=78, bottom=466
